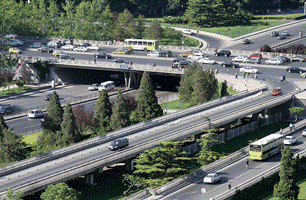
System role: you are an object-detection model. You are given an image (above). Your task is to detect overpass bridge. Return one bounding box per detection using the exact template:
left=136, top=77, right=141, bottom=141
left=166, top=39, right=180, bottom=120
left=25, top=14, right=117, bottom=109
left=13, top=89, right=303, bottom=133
left=0, top=86, right=300, bottom=199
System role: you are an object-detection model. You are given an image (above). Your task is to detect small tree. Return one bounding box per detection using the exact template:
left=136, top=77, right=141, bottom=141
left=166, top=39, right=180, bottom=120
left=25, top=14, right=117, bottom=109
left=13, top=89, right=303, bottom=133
left=110, top=90, right=130, bottom=131
left=220, top=81, right=229, bottom=97
left=289, top=107, right=305, bottom=122
left=20, top=67, right=32, bottom=85
left=40, top=182, right=79, bottom=200
left=122, top=174, right=144, bottom=196
left=94, top=89, right=112, bottom=134
left=145, top=18, right=164, bottom=40
left=72, top=105, right=94, bottom=132
left=260, top=44, right=272, bottom=52
left=4, top=189, right=23, bottom=200
left=273, top=147, right=299, bottom=200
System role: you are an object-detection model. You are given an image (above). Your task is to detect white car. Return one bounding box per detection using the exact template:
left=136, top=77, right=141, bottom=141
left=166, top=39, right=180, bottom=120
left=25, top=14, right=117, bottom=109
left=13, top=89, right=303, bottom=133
left=265, top=58, right=283, bottom=65
left=197, top=57, right=216, bottom=65
left=61, top=44, right=75, bottom=51
left=203, top=173, right=221, bottom=184
left=182, top=29, right=194, bottom=35
left=302, top=128, right=306, bottom=136
left=239, top=67, right=259, bottom=74
left=232, top=56, right=249, bottom=62
left=28, top=110, right=45, bottom=118
left=281, top=31, right=289, bottom=36
left=74, top=46, right=88, bottom=52
left=87, top=45, right=100, bottom=51
left=147, top=51, right=159, bottom=57
left=88, top=83, right=99, bottom=91
left=187, top=54, right=204, bottom=61
left=283, top=136, right=297, bottom=145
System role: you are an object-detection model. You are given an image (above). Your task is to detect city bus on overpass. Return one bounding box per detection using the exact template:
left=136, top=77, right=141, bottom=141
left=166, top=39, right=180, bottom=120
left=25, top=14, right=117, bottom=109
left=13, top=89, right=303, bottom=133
left=249, top=133, right=284, bottom=160
left=124, top=39, right=159, bottom=51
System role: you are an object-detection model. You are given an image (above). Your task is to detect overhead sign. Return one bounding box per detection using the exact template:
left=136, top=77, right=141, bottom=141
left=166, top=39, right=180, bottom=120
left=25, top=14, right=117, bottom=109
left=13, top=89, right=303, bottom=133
left=120, top=64, right=130, bottom=70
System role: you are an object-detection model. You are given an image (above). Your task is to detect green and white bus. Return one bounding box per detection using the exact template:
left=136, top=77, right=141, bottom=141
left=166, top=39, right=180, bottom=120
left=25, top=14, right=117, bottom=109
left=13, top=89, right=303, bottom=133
left=124, top=39, right=159, bottom=51
left=249, top=133, right=284, bottom=160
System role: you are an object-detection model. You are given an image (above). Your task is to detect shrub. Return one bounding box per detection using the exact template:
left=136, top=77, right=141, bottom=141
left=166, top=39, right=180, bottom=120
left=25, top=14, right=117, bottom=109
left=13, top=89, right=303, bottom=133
left=260, top=45, right=272, bottom=52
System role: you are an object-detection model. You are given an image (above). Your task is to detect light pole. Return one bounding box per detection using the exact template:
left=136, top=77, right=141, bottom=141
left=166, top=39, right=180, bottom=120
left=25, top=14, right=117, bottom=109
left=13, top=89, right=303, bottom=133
left=304, top=2, right=306, bottom=14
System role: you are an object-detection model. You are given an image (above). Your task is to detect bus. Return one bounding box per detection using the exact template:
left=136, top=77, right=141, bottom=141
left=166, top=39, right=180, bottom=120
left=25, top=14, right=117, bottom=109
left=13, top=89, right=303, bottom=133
left=249, top=133, right=284, bottom=160
left=124, top=39, right=159, bottom=51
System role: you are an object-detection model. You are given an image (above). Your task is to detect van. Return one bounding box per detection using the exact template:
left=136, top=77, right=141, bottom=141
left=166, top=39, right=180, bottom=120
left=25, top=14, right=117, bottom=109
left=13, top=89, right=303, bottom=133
left=98, top=81, right=115, bottom=92
left=109, top=138, right=129, bottom=151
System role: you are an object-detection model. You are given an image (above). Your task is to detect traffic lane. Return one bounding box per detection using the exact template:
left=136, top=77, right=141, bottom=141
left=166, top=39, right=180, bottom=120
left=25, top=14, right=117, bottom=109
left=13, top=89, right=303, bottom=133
left=163, top=133, right=306, bottom=200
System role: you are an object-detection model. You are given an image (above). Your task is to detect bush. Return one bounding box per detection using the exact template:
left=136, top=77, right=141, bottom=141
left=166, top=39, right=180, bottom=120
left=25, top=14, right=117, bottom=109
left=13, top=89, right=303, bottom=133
left=260, top=45, right=272, bottom=52
left=163, top=16, right=187, bottom=24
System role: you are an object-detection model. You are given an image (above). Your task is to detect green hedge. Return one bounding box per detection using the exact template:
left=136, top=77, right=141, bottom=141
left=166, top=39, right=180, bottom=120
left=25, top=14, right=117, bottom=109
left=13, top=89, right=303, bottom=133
left=253, top=14, right=306, bottom=20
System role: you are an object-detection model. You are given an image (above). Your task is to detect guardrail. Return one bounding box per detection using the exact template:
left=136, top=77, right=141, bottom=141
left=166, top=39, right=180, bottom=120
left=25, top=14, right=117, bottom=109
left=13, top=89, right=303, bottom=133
left=0, top=87, right=267, bottom=179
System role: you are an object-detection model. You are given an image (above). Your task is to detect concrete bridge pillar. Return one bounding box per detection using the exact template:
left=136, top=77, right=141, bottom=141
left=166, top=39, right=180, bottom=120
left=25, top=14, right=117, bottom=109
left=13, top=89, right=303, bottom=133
left=125, top=159, right=134, bottom=171
left=85, top=173, right=95, bottom=186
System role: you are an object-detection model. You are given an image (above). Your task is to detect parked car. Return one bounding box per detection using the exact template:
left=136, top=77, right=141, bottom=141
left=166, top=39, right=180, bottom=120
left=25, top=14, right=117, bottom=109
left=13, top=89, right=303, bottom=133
left=44, top=94, right=53, bottom=101
left=244, top=58, right=261, bottom=64
left=271, top=87, right=282, bottom=96
left=38, top=46, right=54, bottom=53
left=8, top=47, right=21, bottom=54
left=270, top=31, right=279, bottom=36
left=242, top=39, right=251, bottom=44
left=214, top=50, right=231, bottom=57
left=95, top=52, right=112, bottom=59
left=221, top=61, right=238, bottom=68
left=197, top=57, right=216, bottom=65
left=286, top=67, right=305, bottom=73
left=278, top=35, right=286, bottom=40
left=203, top=173, right=221, bottom=184
left=0, top=104, right=14, bottom=115
left=249, top=53, right=262, bottom=59
left=87, top=45, right=101, bottom=51
left=239, top=67, right=259, bottom=74
left=291, top=56, right=305, bottom=62
left=182, top=29, right=194, bottom=35
left=113, top=58, right=129, bottom=64
left=283, top=136, right=297, bottom=145
left=29, top=42, right=44, bottom=48
left=74, top=46, right=88, bottom=52
left=88, top=83, right=99, bottom=91
left=28, top=109, right=45, bottom=118
left=232, top=56, right=249, bottom=62
left=61, top=44, right=75, bottom=51
left=265, top=58, right=283, bottom=65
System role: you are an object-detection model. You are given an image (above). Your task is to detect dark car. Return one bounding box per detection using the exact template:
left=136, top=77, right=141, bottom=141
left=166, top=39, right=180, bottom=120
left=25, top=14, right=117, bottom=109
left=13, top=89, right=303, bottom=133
left=242, top=39, right=251, bottom=44
left=221, top=61, right=239, bottom=68
left=172, top=60, right=192, bottom=68
left=214, top=50, right=231, bottom=57
left=95, top=52, right=112, bottom=59
left=277, top=56, right=290, bottom=63
left=286, top=67, right=305, bottom=73
left=0, top=104, right=14, bottom=115
left=113, top=58, right=129, bottom=64
left=59, top=54, right=74, bottom=60
left=29, top=42, right=44, bottom=48
left=44, top=94, right=53, bottom=101
left=277, top=35, right=286, bottom=40
left=38, top=46, right=54, bottom=53
left=173, top=57, right=187, bottom=63
left=156, top=49, right=172, bottom=57
left=270, top=31, right=279, bottom=37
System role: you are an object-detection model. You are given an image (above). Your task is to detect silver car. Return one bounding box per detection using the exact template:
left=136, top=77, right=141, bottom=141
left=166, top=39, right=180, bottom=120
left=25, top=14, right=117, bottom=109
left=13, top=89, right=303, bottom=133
left=203, top=173, right=221, bottom=184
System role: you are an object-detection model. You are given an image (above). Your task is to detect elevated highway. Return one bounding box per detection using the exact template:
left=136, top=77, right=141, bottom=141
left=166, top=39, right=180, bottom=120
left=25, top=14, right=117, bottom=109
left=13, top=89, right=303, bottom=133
left=0, top=86, right=300, bottom=199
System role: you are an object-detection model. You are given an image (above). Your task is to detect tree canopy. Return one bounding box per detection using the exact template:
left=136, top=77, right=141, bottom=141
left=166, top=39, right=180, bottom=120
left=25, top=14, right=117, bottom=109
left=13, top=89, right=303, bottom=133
left=40, top=182, right=79, bottom=200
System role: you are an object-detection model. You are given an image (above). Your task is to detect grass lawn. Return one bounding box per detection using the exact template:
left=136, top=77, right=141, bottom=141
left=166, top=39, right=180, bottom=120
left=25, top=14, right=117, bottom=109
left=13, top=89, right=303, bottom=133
left=0, top=86, right=34, bottom=96
left=160, top=99, right=192, bottom=110
left=162, top=20, right=289, bottom=38
left=22, top=131, right=42, bottom=145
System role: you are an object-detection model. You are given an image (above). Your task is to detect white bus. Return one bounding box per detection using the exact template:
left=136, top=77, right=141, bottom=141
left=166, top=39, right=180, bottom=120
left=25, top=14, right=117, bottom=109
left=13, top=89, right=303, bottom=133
left=124, top=39, right=159, bottom=51
left=249, top=133, right=284, bottom=160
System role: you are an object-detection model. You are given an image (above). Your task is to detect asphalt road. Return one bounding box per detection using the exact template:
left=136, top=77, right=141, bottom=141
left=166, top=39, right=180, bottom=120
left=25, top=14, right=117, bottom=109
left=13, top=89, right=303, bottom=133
left=158, top=130, right=306, bottom=200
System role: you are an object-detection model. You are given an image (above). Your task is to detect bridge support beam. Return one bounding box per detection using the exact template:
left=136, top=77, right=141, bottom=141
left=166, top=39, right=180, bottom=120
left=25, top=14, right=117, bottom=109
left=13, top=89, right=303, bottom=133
left=125, top=159, right=134, bottom=171
left=85, top=173, right=95, bottom=186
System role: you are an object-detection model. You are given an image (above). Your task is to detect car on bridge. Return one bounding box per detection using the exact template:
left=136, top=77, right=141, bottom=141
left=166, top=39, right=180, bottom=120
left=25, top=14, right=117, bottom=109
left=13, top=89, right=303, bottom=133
left=59, top=54, right=74, bottom=60
left=242, top=39, right=251, bottom=44
left=203, top=173, right=221, bottom=184
left=95, top=52, right=112, bottom=59
left=214, top=50, right=231, bottom=57
left=277, top=56, right=290, bottom=63
left=147, top=49, right=172, bottom=57
left=112, top=48, right=131, bottom=55
left=286, top=67, right=305, bottom=73
left=87, top=45, right=101, bottom=51
left=113, top=58, right=129, bottom=64
left=74, top=46, right=88, bottom=52
left=221, top=61, right=238, bottom=68
left=271, top=87, right=282, bottom=96
left=8, top=47, right=21, bottom=54
left=281, top=31, right=290, bottom=36
left=283, top=136, right=297, bottom=145
left=52, top=50, right=64, bottom=56
left=239, top=67, right=259, bottom=74
left=172, top=60, right=192, bottom=69
left=244, top=58, right=261, bottom=64
left=29, top=42, right=44, bottom=48
left=173, top=57, right=187, bottom=63
left=265, top=58, right=283, bottom=65
left=277, top=35, right=286, bottom=40
left=47, top=40, right=63, bottom=48
left=197, top=57, right=216, bottom=65
left=61, top=44, right=75, bottom=51
left=28, top=109, right=45, bottom=118
left=291, top=56, right=305, bottom=62
left=108, top=138, right=129, bottom=151
left=38, top=46, right=54, bottom=53
left=270, top=31, right=279, bottom=37
left=232, top=56, right=249, bottom=62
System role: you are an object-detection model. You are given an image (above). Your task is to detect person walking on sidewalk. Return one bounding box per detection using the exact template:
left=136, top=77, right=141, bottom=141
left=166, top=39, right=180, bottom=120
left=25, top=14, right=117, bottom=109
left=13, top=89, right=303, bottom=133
left=289, top=123, right=293, bottom=131
left=215, top=68, right=218, bottom=74
left=280, top=128, right=283, bottom=135
left=246, top=160, right=249, bottom=170
left=235, top=73, right=238, bottom=79
left=228, top=182, right=231, bottom=190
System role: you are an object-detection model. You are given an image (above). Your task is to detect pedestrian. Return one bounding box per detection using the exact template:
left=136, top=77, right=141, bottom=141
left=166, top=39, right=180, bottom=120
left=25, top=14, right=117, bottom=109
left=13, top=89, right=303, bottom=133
left=228, top=182, right=231, bottom=190
left=280, top=128, right=283, bottom=134
left=293, top=124, right=295, bottom=130
left=131, top=62, right=133, bottom=67
left=283, top=75, right=286, bottom=82
left=289, top=123, right=293, bottom=131
left=246, top=160, right=249, bottom=170
left=243, top=72, right=246, bottom=79
left=227, top=68, right=229, bottom=73
left=235, top=73, right=238, bottom=79
left=153, top=62, right=156, bottom=67
left=245, top=80, right=247, bottom=86
left=94, top=58, right=96, bottom=63
left=255, top=74, right=258, bottom=79
left=215, top=68, right=218, bottom=74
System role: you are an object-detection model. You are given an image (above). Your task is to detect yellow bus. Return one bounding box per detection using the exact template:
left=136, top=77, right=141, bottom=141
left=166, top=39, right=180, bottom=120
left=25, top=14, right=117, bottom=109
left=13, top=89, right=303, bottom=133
left=249, top=133, right=284, bottom=160
left=124, top=39, right=159, bottom=51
